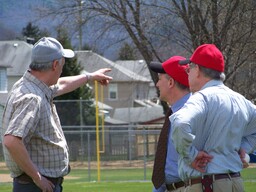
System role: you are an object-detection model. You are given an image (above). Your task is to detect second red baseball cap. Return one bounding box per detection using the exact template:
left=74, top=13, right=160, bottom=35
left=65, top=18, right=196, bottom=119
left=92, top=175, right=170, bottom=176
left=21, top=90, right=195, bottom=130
left=149, top=56, right=189, bottom=87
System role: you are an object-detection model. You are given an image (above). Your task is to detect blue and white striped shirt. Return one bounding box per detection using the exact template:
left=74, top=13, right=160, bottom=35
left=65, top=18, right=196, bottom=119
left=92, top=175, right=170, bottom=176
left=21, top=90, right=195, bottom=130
left=170, top=80, right=256, bottom=181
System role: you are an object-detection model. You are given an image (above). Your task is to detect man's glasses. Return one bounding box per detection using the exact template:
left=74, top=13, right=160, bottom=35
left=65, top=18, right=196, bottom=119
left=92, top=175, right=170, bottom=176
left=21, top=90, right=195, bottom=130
left=185, top=62, right=198, bottom=74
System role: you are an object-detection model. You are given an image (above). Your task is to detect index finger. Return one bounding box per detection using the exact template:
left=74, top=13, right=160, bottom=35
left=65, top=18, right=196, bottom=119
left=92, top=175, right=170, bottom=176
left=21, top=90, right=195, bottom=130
left=102, top=68, right=112, bottom=73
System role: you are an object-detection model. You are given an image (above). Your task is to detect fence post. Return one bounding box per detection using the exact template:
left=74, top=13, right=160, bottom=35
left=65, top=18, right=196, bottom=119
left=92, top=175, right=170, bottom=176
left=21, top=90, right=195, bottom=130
left=80, top=97, right=84, bottom=162
left=143, top=127, right=147, bottom=180
left=87, top=131, right=91, bottom=181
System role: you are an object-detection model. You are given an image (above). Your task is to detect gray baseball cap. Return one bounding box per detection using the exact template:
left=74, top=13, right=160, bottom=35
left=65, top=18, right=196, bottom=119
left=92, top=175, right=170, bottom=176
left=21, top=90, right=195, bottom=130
left=31, top=37, right=75, bottom=63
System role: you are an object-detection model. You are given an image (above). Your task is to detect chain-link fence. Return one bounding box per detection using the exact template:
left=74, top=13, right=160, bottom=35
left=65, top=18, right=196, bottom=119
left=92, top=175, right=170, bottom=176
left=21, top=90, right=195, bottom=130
left=0, top=99, right=162, bottom=182
left=65, top=126, right=160, bottom=162
left=63, top=126, right=160, bottom=181
left=0, top=126, right=160, bottom=182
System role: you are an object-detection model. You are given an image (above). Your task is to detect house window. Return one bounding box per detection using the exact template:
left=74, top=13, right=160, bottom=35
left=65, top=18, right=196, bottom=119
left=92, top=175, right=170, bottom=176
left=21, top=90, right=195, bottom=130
left=0, top=68, right=7, bottom=92
left=108, top=84, right=118, bottom=100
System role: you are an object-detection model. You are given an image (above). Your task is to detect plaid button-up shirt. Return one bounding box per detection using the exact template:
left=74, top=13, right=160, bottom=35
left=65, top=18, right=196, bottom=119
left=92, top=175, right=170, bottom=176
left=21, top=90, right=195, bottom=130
left=2, top=71, right=69, bottom=178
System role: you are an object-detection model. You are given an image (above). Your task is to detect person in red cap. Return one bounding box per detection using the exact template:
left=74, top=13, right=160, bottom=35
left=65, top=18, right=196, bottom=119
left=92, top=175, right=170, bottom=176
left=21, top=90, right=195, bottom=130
left=150, top=56, right=191, bottom=192
left=170, top=44, right=256, bottom=192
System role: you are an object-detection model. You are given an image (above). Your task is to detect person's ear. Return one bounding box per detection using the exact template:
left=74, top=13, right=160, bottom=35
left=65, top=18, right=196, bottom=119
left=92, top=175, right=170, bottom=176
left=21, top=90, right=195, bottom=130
left=168, top=77, right=175, bottom=88
left=195, top=65, right=201, bottom=77
left=52, top=60, right=58, bottom=71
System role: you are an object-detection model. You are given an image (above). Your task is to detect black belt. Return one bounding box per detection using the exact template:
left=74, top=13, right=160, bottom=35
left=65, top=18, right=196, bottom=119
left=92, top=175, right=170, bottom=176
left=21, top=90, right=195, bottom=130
left=15, top=173, right=63, bottom=185
left=166, top=181, right=185, bottom=191
left=185, top=172, right=240, bottom=186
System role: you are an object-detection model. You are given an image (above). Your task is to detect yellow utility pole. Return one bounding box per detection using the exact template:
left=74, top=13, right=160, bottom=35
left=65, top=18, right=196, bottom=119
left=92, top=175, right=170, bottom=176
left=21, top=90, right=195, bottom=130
left=94, top=80, right=101, bottom=181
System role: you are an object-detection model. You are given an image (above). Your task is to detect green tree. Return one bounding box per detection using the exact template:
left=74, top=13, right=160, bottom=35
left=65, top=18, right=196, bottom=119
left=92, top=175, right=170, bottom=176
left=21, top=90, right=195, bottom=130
left=118, top=43, right=136, bottom=60
left=54, top=27, right=95, bottom=125
left=82, top=43, right=92, bottom=50
left=56, top=27, right=91, bottom=100
left=22, top=22, right=42, bottom=43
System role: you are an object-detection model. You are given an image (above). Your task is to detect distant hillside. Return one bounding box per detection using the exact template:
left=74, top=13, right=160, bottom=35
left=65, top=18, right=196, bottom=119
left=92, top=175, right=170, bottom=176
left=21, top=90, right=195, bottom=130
left=0, top=0, right=55, bottom=40
left=0, top=0, right=124, bottom=60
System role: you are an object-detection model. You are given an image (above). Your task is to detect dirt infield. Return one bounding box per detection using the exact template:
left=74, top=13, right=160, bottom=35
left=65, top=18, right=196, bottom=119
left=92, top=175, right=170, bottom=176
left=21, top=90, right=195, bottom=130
left=0, top=162, right=10, bottom=182
left=0, top=174, right=11, bottom=182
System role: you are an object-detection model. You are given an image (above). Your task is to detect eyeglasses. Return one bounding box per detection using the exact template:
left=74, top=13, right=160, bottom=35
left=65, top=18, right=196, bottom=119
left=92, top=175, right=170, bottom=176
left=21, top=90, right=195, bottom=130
left=185, top=62, right=198, bottom=74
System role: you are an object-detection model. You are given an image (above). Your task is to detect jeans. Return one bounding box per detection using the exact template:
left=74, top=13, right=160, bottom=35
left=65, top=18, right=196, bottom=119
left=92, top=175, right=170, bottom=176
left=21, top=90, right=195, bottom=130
left=13, top=178, right=63, bottom=192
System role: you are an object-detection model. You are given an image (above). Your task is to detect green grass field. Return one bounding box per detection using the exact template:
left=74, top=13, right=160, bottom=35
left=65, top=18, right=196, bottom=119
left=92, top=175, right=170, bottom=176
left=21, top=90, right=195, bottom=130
left=0, top=167, right=256, bottom=191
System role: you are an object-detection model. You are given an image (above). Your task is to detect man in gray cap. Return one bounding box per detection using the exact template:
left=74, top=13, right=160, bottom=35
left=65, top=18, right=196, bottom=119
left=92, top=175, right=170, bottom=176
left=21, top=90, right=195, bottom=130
left=2, top=37, right=112, bottom=192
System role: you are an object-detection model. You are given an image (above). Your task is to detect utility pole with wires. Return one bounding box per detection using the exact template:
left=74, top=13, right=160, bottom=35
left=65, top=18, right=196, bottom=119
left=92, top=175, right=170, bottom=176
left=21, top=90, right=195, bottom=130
left=78, top=0, right=84, bottom=50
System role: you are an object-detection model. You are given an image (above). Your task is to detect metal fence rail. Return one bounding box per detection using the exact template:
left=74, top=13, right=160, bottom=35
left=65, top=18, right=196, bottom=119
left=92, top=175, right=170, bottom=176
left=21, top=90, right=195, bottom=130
left=64, top=126, right=160, bottom=160
left=63, top=126, right=160, bottom=181
left=0, top=125, right=161, bottom=182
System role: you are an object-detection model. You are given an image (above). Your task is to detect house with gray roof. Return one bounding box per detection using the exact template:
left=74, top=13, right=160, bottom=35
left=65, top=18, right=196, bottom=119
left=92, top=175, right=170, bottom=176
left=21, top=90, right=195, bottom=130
left=76, top=51, right=155, bottom=108
left=115, top=59, right=157, bottom=99
left=0, top=41, right=32, bottom=139
left=76, top=51, right=164, bottom=124
left=0, top=43, right=164, bottom=125
left=0, top=40, right=32, bottom=105
left=112, top=106, right=164, bottom=124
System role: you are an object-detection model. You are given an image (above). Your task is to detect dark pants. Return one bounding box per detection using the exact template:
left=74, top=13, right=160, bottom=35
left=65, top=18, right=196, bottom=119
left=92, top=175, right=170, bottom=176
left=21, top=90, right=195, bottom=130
left=13, top=178, right=63, bottom=192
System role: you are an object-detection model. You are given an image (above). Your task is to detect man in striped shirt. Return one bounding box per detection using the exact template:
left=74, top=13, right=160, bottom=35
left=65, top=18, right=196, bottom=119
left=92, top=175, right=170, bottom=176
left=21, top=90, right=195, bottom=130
left=1, top=37, right=112, bottom=192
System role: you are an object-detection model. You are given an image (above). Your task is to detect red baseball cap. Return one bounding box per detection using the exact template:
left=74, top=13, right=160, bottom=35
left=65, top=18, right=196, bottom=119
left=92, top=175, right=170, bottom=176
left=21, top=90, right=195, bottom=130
left=149, top=56, right=189, bottom=87
left=179, top=44, right=225, bottom=72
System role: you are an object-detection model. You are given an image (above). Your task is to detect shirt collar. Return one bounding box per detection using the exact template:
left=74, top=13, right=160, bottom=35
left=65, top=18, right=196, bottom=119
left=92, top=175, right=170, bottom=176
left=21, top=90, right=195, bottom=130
left=171, top=93, right=191, bottom=113
left=24, top=70, right=54, bottom=102
left=201, top=79, right=224, bottom=90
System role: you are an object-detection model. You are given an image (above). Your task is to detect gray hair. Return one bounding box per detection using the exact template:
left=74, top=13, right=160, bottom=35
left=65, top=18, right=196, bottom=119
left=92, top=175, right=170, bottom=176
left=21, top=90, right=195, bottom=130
left=199, top=66, right=226, bottom=81
left=29, top=58, right=62, bottom=71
